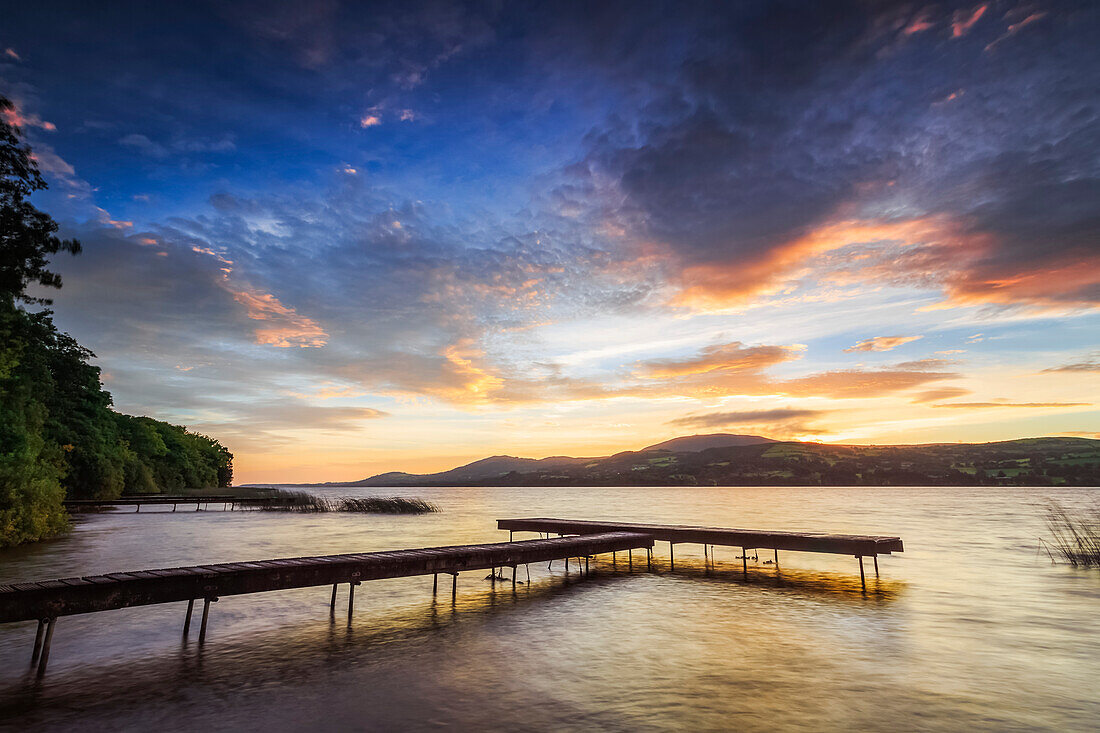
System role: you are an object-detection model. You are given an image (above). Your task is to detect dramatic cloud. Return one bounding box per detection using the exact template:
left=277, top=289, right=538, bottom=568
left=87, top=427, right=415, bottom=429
left=911, top=387, right=972, bottom=403
left=932, top=401, right=1090, bottom=409
left=5, top=0, right=1097, bottom=480
left=635, top=342, right=801, bottom=379
left=1042, top=359, right=1100, bottom=373
left=845, top=335, right=923, bottom=353
left=668, top=408, right=827, bottom=429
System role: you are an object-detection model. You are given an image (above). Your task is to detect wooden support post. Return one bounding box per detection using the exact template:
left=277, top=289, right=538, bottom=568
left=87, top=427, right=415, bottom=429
left=646, top=547, right=652, bottom=571
left=136, top=504, right=140, bottom=512
left=433, top=573, right=438, bottom=595
left=183, top=598, right=195, bottom=634
left=30, top=618, right=46, bottom=664
left=452, top=572, right=458, bottom=601
left=198, top=598, right=214, bottom=642
left=330, top=584, right=338, bottom=609
left=585, top=556, right=589, bottom=574
left=348, top=582, right=357, bottom=621
left=858, top=556, right=866, bottom=590
left=509, top=530, right=514, bottom=542
left=628, top=548, right=633, bottom=570
left=670, top=542, right=675, bottom=570
left=613, top=550, right=616, bottom=567
left=512, top=566, right=517, bottom=589
left=526, top=564, right=531, bottom=583
left=774, top=548, right=779, bottom=567
left=873, top=555, right=879, bottom=576
left=742, top=548, right=748, bottom=575
left=36, top=618, right=55, bottom=676
left=173, top=503, right=177, bottom=512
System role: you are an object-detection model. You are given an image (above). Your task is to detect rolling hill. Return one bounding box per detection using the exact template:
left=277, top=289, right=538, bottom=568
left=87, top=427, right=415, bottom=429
left=314, top=435, right=1100, bottom=487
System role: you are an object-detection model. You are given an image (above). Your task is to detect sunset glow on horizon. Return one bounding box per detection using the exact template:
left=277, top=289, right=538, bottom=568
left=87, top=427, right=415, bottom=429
left=2, top=1, right=1096, bottom=483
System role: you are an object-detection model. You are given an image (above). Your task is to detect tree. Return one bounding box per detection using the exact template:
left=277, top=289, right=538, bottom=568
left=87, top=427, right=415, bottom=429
left=0, top=96, right=81, bottom=304
left=0, top=94, right=233, bottom=546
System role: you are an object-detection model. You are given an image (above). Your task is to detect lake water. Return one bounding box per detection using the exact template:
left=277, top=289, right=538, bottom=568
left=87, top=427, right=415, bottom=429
left=1, top=486, right=1098, bottom=732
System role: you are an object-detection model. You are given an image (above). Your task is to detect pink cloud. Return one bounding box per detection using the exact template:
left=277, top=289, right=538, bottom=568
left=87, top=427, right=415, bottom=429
left=845, top=335, right=922, bottom=353
left=952, top=5, right=987, bottom=37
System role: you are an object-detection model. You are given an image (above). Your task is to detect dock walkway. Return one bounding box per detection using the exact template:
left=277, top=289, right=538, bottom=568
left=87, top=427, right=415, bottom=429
left=498, top=518, right=903, bottom=587
left=2, top=531, right=653, bottom=675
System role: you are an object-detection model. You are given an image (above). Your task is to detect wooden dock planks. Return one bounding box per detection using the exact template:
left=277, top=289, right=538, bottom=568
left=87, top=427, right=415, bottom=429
left=496, top=518, right=904, bottom=556
left=0, top=532, right=654, bottom=624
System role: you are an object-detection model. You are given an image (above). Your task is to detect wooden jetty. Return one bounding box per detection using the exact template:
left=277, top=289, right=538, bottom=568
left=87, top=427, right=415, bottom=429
left=0, top=532, right=652, bottom=676
left=497, top=518, right=903, bottom=589
left=63, top=495, right=262, bottom=512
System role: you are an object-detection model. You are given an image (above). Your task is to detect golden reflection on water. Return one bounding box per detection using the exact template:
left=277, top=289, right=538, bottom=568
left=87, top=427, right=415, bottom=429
left=1, top=485, right=1098, bottom=731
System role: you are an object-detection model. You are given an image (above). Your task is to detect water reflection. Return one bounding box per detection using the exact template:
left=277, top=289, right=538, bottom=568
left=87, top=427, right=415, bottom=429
left=1, top=486, right=1098, bottom=732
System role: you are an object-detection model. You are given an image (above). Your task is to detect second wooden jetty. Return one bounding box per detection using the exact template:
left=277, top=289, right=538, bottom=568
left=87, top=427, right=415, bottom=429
left=498, top=517, right=904, bottom=589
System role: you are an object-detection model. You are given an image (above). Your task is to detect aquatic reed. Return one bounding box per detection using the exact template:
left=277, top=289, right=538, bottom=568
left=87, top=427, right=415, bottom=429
left=1041, top=499, right=1100, bottom=566
left=243, top=491, right=438, bottom=514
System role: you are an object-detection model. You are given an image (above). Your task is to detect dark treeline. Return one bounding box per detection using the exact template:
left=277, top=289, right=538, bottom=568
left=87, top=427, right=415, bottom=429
left=1, top=95, right=232, bottom=547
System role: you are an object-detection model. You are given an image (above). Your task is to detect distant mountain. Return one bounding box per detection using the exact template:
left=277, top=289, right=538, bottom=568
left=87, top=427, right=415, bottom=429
left=317, top=435, right=1100, bottom=488
left=325, top=454, right=590, bottom=487
left=642, top=433, right=776, bottom=452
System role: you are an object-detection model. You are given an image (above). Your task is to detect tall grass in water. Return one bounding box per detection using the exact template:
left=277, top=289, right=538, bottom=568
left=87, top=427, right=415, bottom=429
left=1042, top=499, right=1100, bottom=566
left=242, top=491, right=438, bottom=514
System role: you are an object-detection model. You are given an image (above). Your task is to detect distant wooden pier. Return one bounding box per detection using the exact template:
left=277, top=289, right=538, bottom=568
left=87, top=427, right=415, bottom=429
left=498, top=518, right=903, bottom=589
left=63, top=495, right=267, bottom=512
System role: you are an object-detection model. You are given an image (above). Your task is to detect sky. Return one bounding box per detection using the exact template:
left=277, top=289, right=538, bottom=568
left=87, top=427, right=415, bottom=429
left=1, top=0, right=1097, bottom=483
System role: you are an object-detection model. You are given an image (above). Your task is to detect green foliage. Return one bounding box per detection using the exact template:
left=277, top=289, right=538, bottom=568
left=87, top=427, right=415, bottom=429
left=0, top=96, right=81, bottom=304
left=0, top=94, right=232, bottom=546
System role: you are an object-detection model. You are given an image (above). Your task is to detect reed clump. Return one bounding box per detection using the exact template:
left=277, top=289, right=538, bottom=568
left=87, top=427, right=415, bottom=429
left=1041, top=499, right=1100, bottom=566
left=242, top=491, right=438, bottom=514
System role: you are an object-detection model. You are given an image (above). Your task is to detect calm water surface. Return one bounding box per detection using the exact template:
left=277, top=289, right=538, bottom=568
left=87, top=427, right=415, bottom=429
left=1, top=486, right=1098, bottom=732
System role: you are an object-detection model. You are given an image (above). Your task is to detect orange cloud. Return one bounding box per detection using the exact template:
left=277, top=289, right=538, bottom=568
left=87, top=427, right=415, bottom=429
left=902, top=15, right=934, bottom=35
left=952, top=4, right=987, bottom=37
left=675, top=215, right=966, bottom=309
left=1, top=101, right=55, bottom=131
left=233, top=288, right=329, bottom=348
left=933, top=401, right=1089, bottom=409
left=845, top=335, right=922, bottom=353
left=911, top=387, right=971, bottom=403
left=676, top=211, right=1100, bottom=311
left=636, top=341, right=802, bottom=379
left=777, top=368, right=957, bottom=398
left=360, top=114, right=381, bottom=128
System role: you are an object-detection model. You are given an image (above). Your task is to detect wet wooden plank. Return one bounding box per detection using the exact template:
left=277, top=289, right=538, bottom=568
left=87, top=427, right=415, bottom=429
left=497, top=518, right=904, bottom=555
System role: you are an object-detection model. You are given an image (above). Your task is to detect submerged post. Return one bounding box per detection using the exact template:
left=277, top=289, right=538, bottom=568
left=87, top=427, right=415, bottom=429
left=198, top=598, right=215, bottom=642
left=183, top=598, right=195, bottom=635
left=348, top=581, right=358, bottom=621
left=330, top=584, right=338, bottom=610
left=433, top=573, right=438, bottom=595
left=742, top=548, right=747, bottom=575
left=858, top=556, right=866, bottom=591
left=669, top=541, right=675, bottom=570
left=452, top=572, right=458, bottom=602
left=36, top=618, right=56, bottom=676
left=30, top=618, right=46, bottom=664
left=774, top=548, right=779, bottom=567
left=873, top=555, right=879, bottom=576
